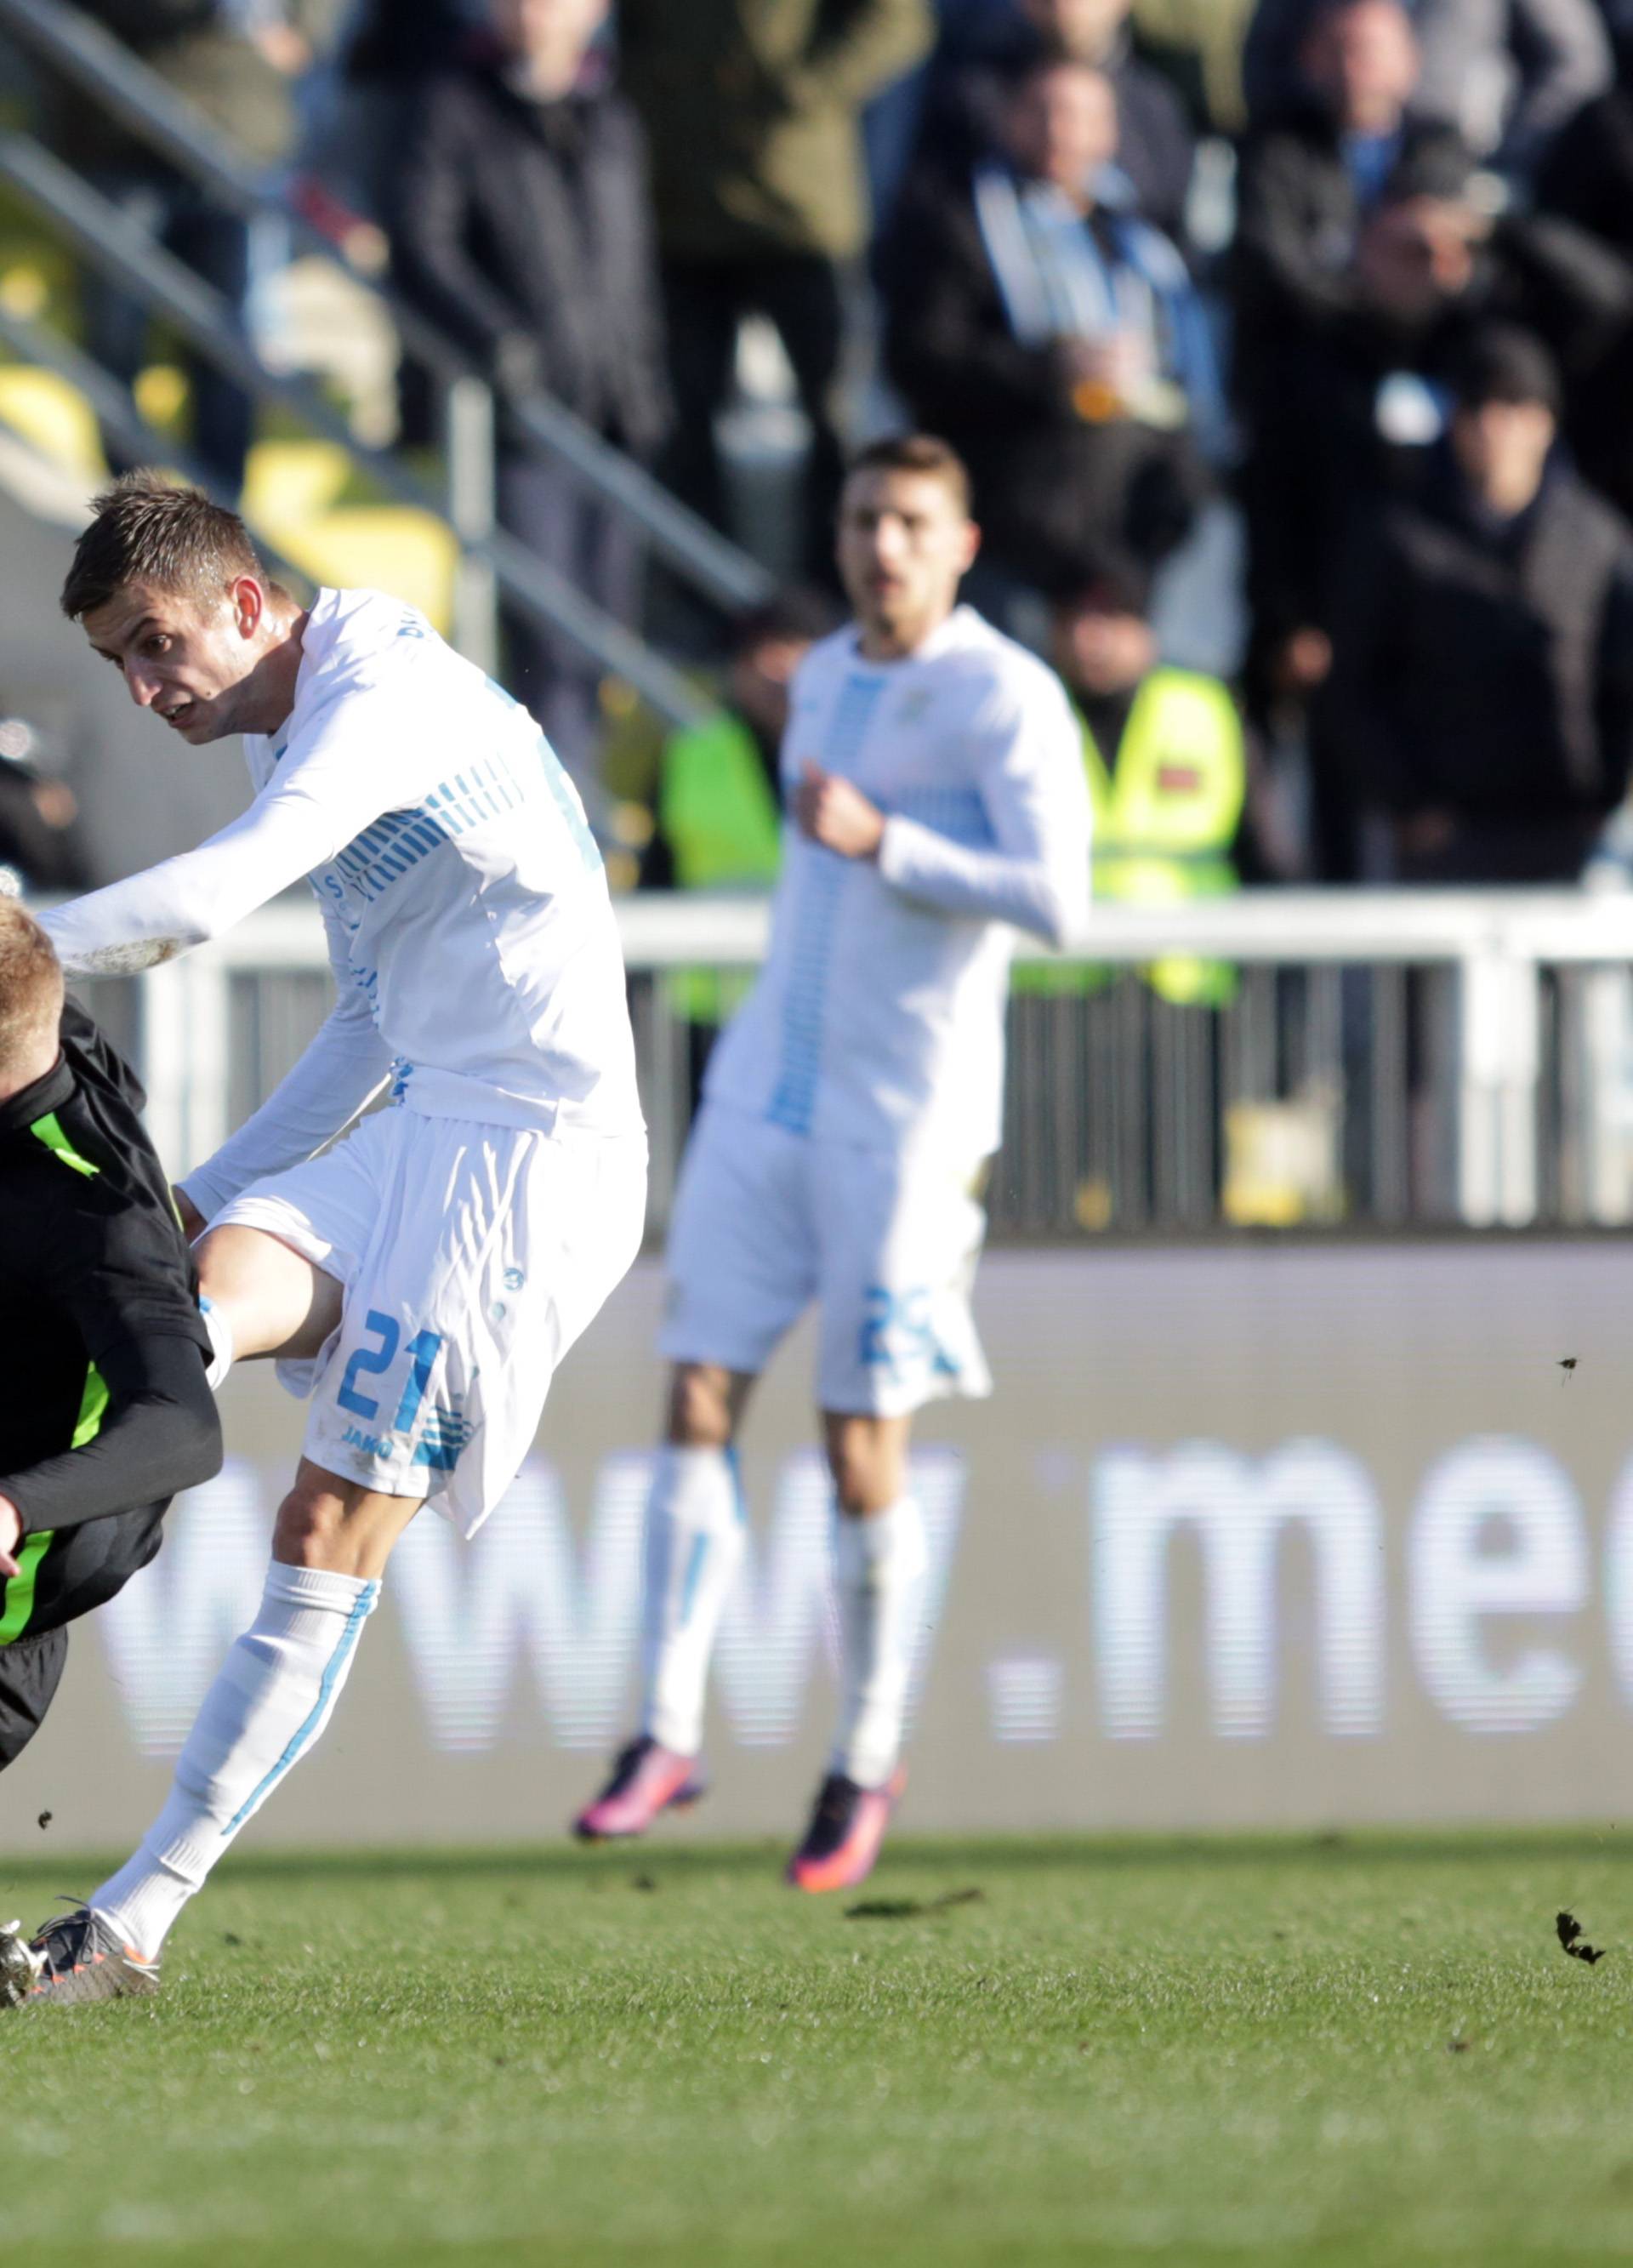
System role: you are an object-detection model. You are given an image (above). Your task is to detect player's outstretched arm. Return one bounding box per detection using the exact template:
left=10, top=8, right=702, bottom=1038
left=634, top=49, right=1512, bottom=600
left=39, top=687, right=417, bottom=979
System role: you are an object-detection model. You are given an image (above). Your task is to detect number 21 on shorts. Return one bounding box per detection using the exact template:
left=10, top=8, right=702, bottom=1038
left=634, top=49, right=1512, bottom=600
left=337, top=1310, right=444, bottom=1432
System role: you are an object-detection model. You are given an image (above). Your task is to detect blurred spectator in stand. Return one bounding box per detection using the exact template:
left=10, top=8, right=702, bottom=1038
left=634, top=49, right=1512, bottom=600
left=1127, top=0, right=1257, bottom=134
left=914, top=0, right=1197, bottom=243
left=391, top=0, right=670, bottom=789
left=1323, top=327, right=1633, bottom=882
left=1534, top=3, right=1633, bottom=516
left=1233, top=0, right=1633, bottom=868
left=60, top=2, right=325, bottom=499
left=617, top=0, right=933, bottom=583
left=1018, top=554, right=1244, bottom=1003
left=882, top=54, right=1223, bottom=601
left=0, top=717, right=89, bottom=896
left=1233, top=3, right=1462, bottom=766
left=1243, top=0, right=1611, bottom=177
left=324, top=0, right=485, bottom=225
left=641, top=590, right=837, bottom=1094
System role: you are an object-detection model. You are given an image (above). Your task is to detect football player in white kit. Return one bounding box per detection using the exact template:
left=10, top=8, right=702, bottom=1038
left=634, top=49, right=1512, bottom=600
left=576, top=436, right=1090, bottom=1889
left=3, top=478, right=646, bottom=2004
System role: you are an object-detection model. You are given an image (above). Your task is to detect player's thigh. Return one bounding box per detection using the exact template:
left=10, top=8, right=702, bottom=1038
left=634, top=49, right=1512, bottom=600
left=659, top=1104, right=817, bottom=1382
left=205, top=1120, right=389, bottom=1361
left=196, top=1223, right=344, bottom=1363
left=304, top=1119, right=646, bottom=1540
left=814, top=1142, right=993, bottom=1419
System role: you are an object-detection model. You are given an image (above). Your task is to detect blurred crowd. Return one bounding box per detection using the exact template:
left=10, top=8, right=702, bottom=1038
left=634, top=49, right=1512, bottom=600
left=14, top=0, right=1633, bottom=908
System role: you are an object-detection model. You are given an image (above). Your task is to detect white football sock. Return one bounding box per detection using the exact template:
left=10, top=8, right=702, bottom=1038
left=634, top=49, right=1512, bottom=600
left=830, top=1498, right=928, bottom=1792
left=199, top=1295, right=234, bottom=1392
left=639, top=1445, right=745, bottom=1757
left=92, top=1563, right=378, bottom=1961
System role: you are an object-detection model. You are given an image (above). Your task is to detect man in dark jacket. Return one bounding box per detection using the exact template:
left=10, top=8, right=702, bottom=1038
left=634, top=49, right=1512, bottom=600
left=617, top=0, right=932, bottom=577
left=0, top=899, right=221, bottom=1817
left=391, top=0, right=669, bottom=784
left=881, top=51, right=1220, bottom=593
left=1243, top=0, right=1609, bottom=175
left=1322, top=326, right=1633, bottom=881
left=1233, top=0, right=1633, bottom=845
left=63, top=1, right=324, bottom=498
left=1535, top=8, right=1633, bottom=517
left=1233, top=0, right=1471, bottom=711
left=914, top=0, right=1197, bottom=243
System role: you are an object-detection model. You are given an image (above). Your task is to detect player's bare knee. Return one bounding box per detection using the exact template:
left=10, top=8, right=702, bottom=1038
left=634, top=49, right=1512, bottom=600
left=269, top=1477, right=399, bottom=1578
left=666, top=1365, right=737, bottom=1450
left=826, top=1441, right=885, bottom=1518
left=270, top=1480, right=348, bottom=1570
left=824, top=1415, right=908, bottom=1516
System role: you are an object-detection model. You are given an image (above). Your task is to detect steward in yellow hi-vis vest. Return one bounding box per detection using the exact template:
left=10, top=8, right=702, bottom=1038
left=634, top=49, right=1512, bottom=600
left=646, top=593, right=835, bottom=1029
left=659, top=712, right=783, bottom=1025
left=1016, top=566, right=1245, bottom=1006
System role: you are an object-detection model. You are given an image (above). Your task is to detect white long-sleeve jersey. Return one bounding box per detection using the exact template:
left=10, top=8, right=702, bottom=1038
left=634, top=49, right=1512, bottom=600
left=41, top=588, right=643, bottom=1217
left=704, top=605, right=1092, bottom=1161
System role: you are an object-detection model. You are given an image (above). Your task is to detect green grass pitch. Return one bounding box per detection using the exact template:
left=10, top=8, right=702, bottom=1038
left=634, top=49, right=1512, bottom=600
left=5, top=1829, right=1633, bottom=2265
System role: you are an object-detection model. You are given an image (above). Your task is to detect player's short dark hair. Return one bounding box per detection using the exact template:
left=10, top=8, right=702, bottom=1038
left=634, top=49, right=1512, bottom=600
left=0, top=898, right=63, bottom=1080
left=60, top=473, right=266, bottom=622
left=845, top=435, right=973, bottom=519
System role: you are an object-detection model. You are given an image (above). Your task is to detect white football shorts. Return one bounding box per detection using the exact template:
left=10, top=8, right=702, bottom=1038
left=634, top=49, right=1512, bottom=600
left=659, top=1102, right=992, bottom=1416
left=212, top=1103, right=647, bottom=1537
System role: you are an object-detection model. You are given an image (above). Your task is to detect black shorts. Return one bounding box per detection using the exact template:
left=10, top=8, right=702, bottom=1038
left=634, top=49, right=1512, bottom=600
left=0, top=1504, right=164, bottom=1772
left=0, top=1627, right=69, bottom=1771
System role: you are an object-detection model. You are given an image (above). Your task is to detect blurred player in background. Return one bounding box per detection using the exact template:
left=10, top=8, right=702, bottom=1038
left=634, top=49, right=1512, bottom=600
left=3, top=477, right=646, bottom=2006
left=577, top=434, right=1091, bottom=1889
left=0, top=902, right=222, bottom=2010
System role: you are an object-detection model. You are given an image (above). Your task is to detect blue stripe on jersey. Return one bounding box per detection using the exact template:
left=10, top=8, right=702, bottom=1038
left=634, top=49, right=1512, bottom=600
left=765, top=670, right=888, bottom=1137
left=886, top=784, right=996, bottom=848
left=327, top=676, right=600, bottom=905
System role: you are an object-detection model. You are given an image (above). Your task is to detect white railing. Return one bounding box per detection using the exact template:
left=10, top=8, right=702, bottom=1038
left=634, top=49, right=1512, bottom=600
left=105, top=888, right=1633, bottom=1232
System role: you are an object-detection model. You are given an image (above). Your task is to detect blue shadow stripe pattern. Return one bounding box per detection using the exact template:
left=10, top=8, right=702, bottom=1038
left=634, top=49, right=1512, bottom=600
left=766, top=671, right=890, bottom=1137
left=222, top=1581, right=381, bottom=1834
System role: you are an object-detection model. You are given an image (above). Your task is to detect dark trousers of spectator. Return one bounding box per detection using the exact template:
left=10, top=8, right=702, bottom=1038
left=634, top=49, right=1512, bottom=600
left=658, top=254, right=847, bottom=584
left=84, top=180, right=255, bottom=499
left=498, top=453, right=645, bottom=801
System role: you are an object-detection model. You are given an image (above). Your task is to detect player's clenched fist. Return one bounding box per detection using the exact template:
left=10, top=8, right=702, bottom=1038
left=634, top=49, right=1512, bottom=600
left=794, top=761, right=885, bottom=861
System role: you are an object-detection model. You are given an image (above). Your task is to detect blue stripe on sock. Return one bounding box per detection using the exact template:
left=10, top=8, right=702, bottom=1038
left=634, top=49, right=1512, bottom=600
left=678, top=1534, right=709, bottom=1623
left=221, top=1581, right=380, bottom=1836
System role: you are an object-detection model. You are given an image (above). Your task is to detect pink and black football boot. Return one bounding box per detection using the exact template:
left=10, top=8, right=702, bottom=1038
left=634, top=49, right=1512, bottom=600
left=784, top=1768, right=907, bottom=1892
left=573, top=1735, right=707, bottom=1841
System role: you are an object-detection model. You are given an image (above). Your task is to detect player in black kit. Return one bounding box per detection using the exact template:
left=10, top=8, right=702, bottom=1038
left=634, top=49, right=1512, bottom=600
left=0, top=898, right=221, bottom=1793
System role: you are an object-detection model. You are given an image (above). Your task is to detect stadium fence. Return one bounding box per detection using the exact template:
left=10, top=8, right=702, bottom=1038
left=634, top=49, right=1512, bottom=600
left=65, top=889, right=1633, bottom=1239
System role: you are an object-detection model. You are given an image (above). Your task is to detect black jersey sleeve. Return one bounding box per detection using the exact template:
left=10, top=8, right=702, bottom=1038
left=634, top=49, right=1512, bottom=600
left=0, top=1177, right=224, bottom=1536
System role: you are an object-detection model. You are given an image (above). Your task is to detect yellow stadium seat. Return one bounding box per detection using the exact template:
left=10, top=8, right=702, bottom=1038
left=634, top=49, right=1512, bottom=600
left=242, top=438, right=353, bottom=527
left=269, top=505, right=459, bottom=632
left=133, top=362, right=191, bottom=434
left=0, top=364, right=105, bottom=485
